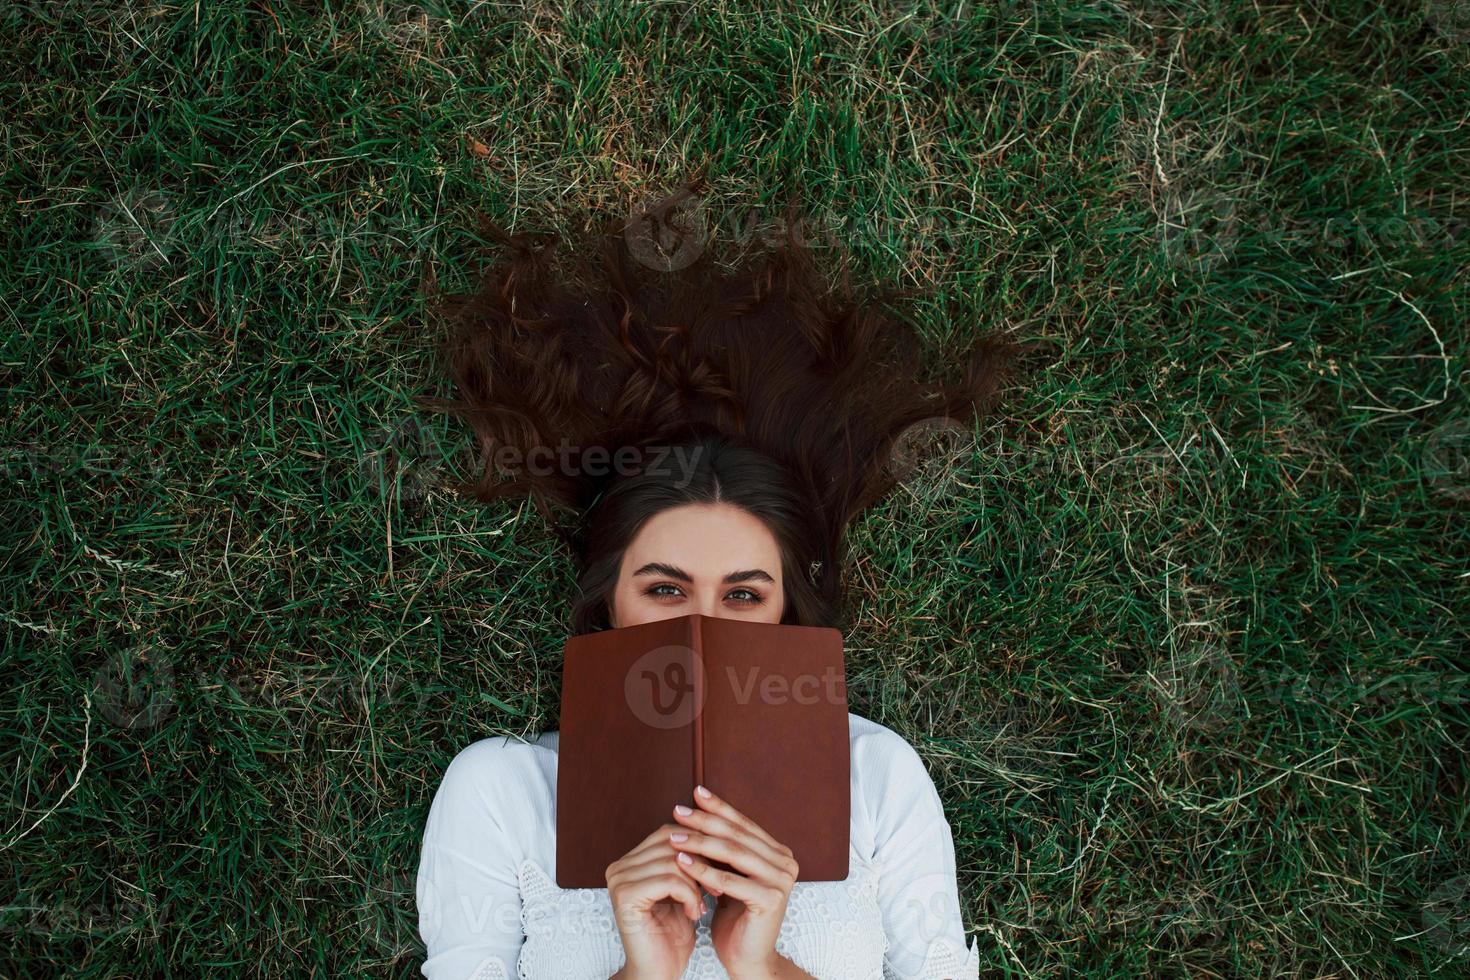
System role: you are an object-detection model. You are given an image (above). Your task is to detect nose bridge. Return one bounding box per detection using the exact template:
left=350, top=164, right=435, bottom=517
left=695, top=580, right=720, bottom=617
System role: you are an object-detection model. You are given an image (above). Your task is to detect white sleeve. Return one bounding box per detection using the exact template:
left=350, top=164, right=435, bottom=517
left=416, top=738, right=529, bottom=980
left=868, top=734, right=982, bottom=980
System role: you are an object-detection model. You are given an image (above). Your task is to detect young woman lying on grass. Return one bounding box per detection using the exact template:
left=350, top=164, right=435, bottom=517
left=412, top=181, right=1022, bottom=980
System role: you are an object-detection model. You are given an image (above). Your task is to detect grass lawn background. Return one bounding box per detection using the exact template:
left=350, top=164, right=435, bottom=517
left=3, top=0, right=1468, bottom=975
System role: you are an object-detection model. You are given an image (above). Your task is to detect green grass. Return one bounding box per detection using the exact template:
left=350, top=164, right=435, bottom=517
left=3, top=0, right=1469, bottom=975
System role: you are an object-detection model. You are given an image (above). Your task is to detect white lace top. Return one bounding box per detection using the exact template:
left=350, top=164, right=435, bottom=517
left=415, top=711, right=982, bottom=979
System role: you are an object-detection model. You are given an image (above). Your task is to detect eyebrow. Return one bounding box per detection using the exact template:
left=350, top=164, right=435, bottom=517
left=631, top=562, right=776, bottom=585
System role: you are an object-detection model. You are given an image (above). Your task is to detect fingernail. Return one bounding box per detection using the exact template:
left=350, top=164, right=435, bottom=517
left=670, top=832, right=688, bottom=842
left=695, top=785, right=712, bottom=798
left=674, top=804, right=692, bottom=816
left=677, top=852, right=693, bottom=865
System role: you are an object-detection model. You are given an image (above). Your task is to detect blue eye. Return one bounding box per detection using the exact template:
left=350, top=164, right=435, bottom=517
left=727, top=589, right=764, bottom=605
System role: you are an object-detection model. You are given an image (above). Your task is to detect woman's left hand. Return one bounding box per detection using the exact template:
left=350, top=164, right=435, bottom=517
left=668, top=785, right=801, bottom=979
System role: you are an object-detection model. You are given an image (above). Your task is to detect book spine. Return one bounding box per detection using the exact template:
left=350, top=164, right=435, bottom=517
left=691, top=615, right=704, bottom=793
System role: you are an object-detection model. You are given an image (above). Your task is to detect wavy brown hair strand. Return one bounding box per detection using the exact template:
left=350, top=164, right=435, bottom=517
left=415, top=182, right=1024, bottom=630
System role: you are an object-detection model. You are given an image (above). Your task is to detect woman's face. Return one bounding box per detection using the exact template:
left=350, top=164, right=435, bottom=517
left=608, top=502, right=786, bottom=628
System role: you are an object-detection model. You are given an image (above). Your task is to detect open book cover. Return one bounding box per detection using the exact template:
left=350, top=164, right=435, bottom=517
left=555, top=613, right=850, bottom=889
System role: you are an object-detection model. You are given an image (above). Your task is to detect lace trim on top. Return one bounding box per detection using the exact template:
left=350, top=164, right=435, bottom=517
left=904, top=932, right=983, bottom=980
left=454, top=853, right=981, bottom=980
left=467, top=954, right=509, bottom=980
left=517, top=853, right=888, bottom=979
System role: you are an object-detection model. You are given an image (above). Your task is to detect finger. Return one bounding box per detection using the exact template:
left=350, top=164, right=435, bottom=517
left=612, top=867, right=705, bottom=922
left=673, top=850, right=787, bottom=915
left=607, top=827, right=702, bottom=900
left=672, top=803, right=791, bottom=872
left=692, top=785, right=786, bottom=853
left=631, top=821, right=693, bottom=852
left=616, top=846, right=701, bottom=887
left=667, top=829, right=797, bottom=884
left=608, top=821, right=697, bottom=872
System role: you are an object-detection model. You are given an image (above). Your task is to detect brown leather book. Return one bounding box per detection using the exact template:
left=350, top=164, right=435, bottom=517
left=555, top=613, right=850, bottom=889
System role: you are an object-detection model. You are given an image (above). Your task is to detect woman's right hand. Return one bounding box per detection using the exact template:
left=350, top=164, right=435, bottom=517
left=606, top=821, right=705, bottom=980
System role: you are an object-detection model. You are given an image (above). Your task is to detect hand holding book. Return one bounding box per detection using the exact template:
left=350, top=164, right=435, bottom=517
left=602, top=780, right=810, bottom=980
left=605, top=820, right=702, bottom=980
left=669, top=784, right=806, bottom=978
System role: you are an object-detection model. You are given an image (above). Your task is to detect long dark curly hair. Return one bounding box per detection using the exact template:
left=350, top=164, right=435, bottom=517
left=415, top=176, right=1023, bottom=633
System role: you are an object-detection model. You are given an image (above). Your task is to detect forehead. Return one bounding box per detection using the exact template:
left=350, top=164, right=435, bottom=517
left=622, top=503, right=781, bottom=575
